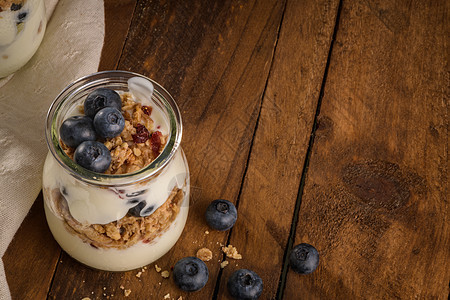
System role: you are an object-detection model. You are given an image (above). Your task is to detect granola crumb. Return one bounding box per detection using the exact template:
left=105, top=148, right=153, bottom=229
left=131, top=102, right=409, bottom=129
left=155, top=264, right=162, bottom=272
left=103, top=287, right=106, bottom=290
left=120, top=285, right=124, bottom=290
left=196, top=247, right=213, bottom=262
left=164, top=293, right=170, bottom=299
left=222, top=245, right=242, bottom=259
left=205, top=230, right=209, bottom=234
left=124, top=289, right=131, bottom=297
left=161, top=270, right=170, bottom=278
left=82, top=298, right=91, bottom=300
left=177, top=297, right=183, bottom=300
left=220, top=260, right=229, bottom=268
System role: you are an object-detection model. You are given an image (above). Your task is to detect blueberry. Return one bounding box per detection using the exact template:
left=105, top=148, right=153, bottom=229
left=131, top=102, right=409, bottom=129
left=289, top=243, right=319, bottom=274
left=128, top=201, right=154, bottom=217
left=227, top=269, right=263, bottom=300
left=93, top=107, right=125, bottom=138
left=126, top=198, right=141, bottom=205
left=173, top=257, right=209, bottom=292
left=17, top=12, right=27, bottom=23
left=74, top=141, right=111, bottom=173
left=10, top=3, right=22, bottom=11
left=84, top=88, right=122, bottom=118
left=60, top=115, right=96, bottom=148
left=205, top=199, right=237, bottom=231
left=125, top=190, right=147, bottom=197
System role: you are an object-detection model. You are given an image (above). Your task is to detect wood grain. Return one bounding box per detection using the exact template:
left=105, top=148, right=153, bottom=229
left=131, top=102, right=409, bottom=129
left=98, top=0, right=137, bottom=71
left=48, top=0, right=287, bottom=299
left=3, top=194, right=61, bottom=300
left=285, top=0, right=449, bottom=298
left=215, top=0, right=340, bottom=299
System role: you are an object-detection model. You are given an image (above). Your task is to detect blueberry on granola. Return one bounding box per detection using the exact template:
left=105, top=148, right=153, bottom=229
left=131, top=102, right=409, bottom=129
left=289, top=243, right=319, bottom=274
left=205, top=199, right=237, bottom=231
left=93, top=107, right=125, bottom=138
left=60, top=115, right=97, bottom=148
left=84, top=88, right=122, bottom=118
left=173, top=257, right=209, bottom=292
left=227, top=269, right=263, bottom=300
left=74, top=141, right=111, bottom=173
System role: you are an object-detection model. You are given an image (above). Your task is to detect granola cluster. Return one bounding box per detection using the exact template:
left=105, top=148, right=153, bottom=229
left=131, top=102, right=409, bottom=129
left=0, top=0, right=25, bottom=11
left=62, top=92, right=167, bottom=175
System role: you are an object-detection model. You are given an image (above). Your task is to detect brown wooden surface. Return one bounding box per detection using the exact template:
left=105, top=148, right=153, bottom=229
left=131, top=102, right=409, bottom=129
left=4, top=0, right=449, bottom=299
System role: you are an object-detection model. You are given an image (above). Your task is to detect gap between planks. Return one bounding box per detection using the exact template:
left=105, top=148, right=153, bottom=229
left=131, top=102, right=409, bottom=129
left=275, top=0, right=343, bottom=299
left=210, top=0, right=289, bottom=299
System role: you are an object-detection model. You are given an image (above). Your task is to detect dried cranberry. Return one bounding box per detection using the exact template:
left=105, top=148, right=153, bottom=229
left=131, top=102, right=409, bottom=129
left=151, top=131, right=162, bottom=156
left=132, top=124, right=150, bottom=143
left=142, top=106, right=152, bottom=116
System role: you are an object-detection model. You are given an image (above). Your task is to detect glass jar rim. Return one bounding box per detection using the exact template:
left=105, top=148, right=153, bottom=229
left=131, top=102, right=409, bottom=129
left=45, top=70, right=182, bottom=186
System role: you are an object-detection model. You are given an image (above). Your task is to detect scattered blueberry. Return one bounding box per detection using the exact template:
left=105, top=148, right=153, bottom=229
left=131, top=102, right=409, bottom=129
left=227, top=269, right=263, bottom=300
left=205, top=199, right=237, bottom=231
left=289, top=243, right=319, bottom=274
left=173, top=257, right=209, bottom=292
left=84, top=88, right=122, bottom=118
left=128, top=201, right=155, bottom=217
left=74, top=141, right=111, bottom=173
left=60, top=115, right=97, bottom=148
left=93, top=107, right=125, bottom=138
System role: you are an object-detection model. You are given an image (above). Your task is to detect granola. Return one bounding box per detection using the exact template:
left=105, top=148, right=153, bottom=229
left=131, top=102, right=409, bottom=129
left=61, top=92, right=167, bottom=175
left=196, top=247, right=213, bottom=262
left=0, top=0, right=25, bottom=11
left=222, top=245, right=242, bottom=259
left=44, top=186, right=184, bottom=249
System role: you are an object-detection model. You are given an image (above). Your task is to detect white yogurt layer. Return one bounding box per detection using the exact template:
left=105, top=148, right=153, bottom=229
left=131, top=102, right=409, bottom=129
left=0, top=0, right=47, bottom=77
left=43, top=148, right=189, bottom=225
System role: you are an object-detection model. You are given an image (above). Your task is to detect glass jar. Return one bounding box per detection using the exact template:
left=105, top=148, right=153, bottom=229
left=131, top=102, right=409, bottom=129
left=43, top=71, right=190, bottom=271
left=0, top=0, right=47, bottom=78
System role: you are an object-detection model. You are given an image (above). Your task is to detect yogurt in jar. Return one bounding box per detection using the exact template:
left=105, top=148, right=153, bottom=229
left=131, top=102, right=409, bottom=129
left=43, top=72, right=189, bottom=271
left=0, top=0, right=46, bottom=78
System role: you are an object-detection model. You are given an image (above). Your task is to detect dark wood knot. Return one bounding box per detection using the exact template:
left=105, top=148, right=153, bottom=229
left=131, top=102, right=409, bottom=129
left=342, top=160, right=412, bottom=210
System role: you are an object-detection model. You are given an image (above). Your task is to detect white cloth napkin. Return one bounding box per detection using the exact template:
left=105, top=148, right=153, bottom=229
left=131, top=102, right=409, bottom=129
left=0, top=0, right=105, bottom=299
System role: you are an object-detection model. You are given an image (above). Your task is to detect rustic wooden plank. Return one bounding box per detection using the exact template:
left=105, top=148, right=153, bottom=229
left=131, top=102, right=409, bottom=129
left=98, top=0, right=137, bottom=71
left=48, top=0, right=287, bottom=299
left=285, top=0, right=449, bottom=298
left=3, top=194, right=61, bottom=300
left=215, top=0, right=340, bottom=299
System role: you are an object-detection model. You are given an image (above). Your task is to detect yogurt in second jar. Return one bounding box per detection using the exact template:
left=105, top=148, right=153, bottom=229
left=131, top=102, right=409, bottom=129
left=0, top=0, right=46, bottom=77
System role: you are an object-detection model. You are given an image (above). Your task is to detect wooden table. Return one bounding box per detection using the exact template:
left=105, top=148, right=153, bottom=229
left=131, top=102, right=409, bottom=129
left=4, top=0, right=449, bottom=299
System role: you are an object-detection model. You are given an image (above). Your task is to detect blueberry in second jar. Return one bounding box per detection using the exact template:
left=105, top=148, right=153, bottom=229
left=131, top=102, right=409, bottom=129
left=227, top=269, right=263, bottom=299
left=60, top=115, right=97, bottom=148
left=74, top=141, right=111, bottom=173
left=289, top=243, right=319, bottom=274
left=173, top=257, right=209, bottom=292
left=93, top=107, right=125, bottom=138
left=205, top=199, right=237, bottom=231
left=84, top=88, right=122, bottom=118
